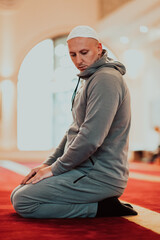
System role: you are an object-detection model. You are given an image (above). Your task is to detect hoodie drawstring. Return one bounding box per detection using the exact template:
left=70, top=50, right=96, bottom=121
left=71, top=77, right=80, bottom=111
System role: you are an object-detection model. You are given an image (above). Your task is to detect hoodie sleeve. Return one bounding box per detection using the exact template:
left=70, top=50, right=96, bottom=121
left=43, top=132, right=67, bottom=165
left=51, top=72, right=120, bottom=175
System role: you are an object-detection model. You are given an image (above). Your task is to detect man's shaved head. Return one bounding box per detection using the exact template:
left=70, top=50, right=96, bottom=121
left=67, top=37, right=102, bottom=72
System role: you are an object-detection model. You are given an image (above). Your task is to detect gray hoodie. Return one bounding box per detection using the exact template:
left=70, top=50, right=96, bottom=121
left=44, top=50, right=131, bottom=189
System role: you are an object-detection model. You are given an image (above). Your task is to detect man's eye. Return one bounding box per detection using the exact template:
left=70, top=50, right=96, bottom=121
left=70, top=53, right=76, bottom=57
left=81, top=51, right=88, bottom=55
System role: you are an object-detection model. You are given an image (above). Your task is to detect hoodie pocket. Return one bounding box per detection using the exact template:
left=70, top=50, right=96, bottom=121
left=73, top=175, right=86, bottom=184
left=89, top=157, right=94, bottom=165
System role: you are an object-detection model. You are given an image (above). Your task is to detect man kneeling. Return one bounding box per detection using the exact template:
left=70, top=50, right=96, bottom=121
left=11, top=25, right=137, bottom=218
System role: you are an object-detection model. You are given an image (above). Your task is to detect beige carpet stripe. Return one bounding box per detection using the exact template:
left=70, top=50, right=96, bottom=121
left=129, top=172, right=160, bottom=182
left=0, top=160, right=30, bottom=175
left=121, top=202, right=160, bottom=235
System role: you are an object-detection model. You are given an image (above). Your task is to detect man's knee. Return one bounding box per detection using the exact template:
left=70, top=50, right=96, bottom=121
left=12, top=188, right=26, bottom=214
left=10, top=185, right=22, bottom=204
left=11, top=186, right=36, bottom=217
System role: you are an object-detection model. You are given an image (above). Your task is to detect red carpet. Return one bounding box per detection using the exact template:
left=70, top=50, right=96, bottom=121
left=121, top=179, right=160, bottom=212
left=0, top=163, right=160, bottom=240
left=120, top=162, right=160, bottom=212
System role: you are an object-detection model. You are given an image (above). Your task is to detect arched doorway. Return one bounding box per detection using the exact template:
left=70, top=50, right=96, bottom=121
left=18, top=39, right=55, bottom=150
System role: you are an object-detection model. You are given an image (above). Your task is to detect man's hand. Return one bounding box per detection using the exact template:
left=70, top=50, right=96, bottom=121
left=25, top=166, right=53, bottom=184
left=21, top=164, right=49, bottom=185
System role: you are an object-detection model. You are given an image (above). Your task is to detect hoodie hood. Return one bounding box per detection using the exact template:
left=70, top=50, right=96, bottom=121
left=78, top=50, right=126, bottom=80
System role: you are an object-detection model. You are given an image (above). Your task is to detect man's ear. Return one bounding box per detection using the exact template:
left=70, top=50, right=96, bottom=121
left=98, top=43, right=103, bottom=55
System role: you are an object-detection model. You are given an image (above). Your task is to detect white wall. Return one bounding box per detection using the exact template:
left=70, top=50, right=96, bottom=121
left=0, top=0, right=99, bottom=79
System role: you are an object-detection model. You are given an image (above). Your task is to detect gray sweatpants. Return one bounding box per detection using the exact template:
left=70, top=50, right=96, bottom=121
left=11, top=169, right=124, bottom=218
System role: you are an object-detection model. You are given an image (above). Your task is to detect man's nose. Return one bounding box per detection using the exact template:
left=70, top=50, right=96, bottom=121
left=76, top=54, right=83, bottom=65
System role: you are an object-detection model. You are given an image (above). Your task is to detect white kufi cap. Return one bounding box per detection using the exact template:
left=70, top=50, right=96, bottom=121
left=67, top=25, right=99, bottom=42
